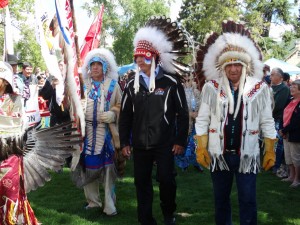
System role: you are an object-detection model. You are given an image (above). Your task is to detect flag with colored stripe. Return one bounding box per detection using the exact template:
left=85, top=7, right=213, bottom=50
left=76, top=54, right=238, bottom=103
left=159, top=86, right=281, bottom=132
left=80, top=4, right=104, bottom=63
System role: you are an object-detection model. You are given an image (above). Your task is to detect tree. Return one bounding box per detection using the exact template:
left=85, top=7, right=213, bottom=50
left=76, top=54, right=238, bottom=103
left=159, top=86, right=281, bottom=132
left=87, top=0, right=170, bottom=65
left=243, top=0, right=294, bottom=37
left=178, top=0, right=299, bottom=60
left=15, top=24, right=45, bottom=69
left=0, top=0, right=45, bottom=69
left=243, top=0, right=299, bottom=60
left=178, top=0, right=241, bottom=43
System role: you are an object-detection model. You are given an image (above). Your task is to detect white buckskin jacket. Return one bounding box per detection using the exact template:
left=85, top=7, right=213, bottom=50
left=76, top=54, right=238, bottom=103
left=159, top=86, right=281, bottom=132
left=195, top=76, right=276, bottom=174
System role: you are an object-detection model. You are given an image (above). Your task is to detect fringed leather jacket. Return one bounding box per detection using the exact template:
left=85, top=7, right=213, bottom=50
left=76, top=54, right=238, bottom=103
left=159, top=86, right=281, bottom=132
left=195, top=76, right=277, bottom=173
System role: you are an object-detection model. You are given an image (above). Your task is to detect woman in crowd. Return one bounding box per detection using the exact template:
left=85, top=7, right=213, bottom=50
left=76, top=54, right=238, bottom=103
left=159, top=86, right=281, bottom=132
left=280, top=79, right=300, bottom=188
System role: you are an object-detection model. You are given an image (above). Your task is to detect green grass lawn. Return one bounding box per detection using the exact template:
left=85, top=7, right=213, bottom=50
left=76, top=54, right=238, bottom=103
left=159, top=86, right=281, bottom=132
left=28, top=160, right=300, bottom=225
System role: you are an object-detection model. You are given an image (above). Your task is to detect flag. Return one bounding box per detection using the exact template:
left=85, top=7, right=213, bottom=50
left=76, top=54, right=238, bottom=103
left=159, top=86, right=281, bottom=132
left=34, top=0, right=63, bottom=106
left=80, top=4, right=104, bottom=63
left=0, top=0, right=8, bottom=8
left=64, top=0, right=81, bottom=97
left=55, top=0, right=71, bottom=45
left=54, top=0, right=85, bottom=136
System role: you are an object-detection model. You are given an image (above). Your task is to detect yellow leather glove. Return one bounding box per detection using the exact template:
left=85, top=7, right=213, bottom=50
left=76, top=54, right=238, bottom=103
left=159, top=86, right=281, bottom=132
left=194, top=135, right=211, bottom=169
left=262, top=137, right=277, bottom=171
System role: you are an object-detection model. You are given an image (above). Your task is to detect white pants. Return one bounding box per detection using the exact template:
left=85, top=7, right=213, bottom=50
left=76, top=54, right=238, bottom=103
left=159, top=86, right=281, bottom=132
left=83, top=166, right=116, bottom=215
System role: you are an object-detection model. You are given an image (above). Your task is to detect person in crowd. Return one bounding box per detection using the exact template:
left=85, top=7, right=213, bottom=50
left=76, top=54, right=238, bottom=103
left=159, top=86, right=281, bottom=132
left=37, top=72, right=53, bottom=105
left=37, top=72, right=53, bottom=127
left=48, top=61, right=70, bottom=127
left=119, top=69, right=135, bottom=92
left=283, top=72, right=291, bottom=87
left=119, top=17, right=189, bottom=225
left=280, top=79, right=300, bottom=188
left=270, top=68, right=290, bottom=174
left=45, top=69, right=55, bottom=83
left=175, top=73, right=203, bottom=172
left=34, top=67, right=41, bottom=75
left=7, top=54, right=24, bottom=95
left=263, top=64, right=271, bottom=86
left=0, top=60, right=39, bottom=225
left=275, top=72, right=292, bottom=178
left=18, top=62, right=37, bottom=107
left=75, top=48, right=122, bottom=216
left=1, top=60, right=82, bottom=225
left=0, top=61, right=23, bottom=117
left=194, top=20, right=277, bottom=225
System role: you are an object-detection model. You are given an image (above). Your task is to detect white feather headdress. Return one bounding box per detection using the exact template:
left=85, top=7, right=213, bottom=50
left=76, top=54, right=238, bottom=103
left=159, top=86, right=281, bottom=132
left=133, top=16, right=191, bottom=93
left=195, top=20, right=264, bottom=119
left=82, top=48, right=118, bottom=81
left=203, top=33, right=264, bottom=81
left=134, top=27, right=174, bottom=74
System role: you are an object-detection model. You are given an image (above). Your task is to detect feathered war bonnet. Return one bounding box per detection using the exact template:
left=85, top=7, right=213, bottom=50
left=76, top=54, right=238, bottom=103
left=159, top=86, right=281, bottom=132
left=133, top=16, right=191, bottom=94
left=196, top=20, right=264, bottom=119
left=82, top=48, right=118, bottom=81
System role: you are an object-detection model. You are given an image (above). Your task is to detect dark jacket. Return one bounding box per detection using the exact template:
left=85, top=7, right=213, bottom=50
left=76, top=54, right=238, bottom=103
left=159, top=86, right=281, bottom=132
left=282, top=101, right=300, bottom=142
left=119, top=67, right=189, bottom=150
left=38, top=80, right=54, bottom=105
left=272, top=83, right=290, bottom=121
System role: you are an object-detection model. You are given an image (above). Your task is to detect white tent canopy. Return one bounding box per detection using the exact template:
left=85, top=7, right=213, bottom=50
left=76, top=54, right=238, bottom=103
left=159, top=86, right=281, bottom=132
left=264, top=58, right=300, bottom=76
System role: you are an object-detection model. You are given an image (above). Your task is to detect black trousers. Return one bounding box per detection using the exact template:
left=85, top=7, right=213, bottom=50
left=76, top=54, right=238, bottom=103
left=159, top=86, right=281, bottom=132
left=133, top=146, right=177, bottom=225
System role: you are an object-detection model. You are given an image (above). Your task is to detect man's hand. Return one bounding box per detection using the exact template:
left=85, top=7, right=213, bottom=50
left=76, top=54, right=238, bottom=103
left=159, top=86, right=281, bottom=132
left=172, top=144, right=184, bottom=155
left=100, top=111, right=116, bottom=123
left=279, top=130, right=286, bottom=139
left=122, top=146, right=131, bottom=159
left=189, top=111, right=198, bottom=119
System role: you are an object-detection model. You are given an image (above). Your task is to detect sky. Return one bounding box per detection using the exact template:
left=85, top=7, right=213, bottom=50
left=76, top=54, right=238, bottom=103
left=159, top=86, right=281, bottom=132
left=269, top=0, right=299, bottom=41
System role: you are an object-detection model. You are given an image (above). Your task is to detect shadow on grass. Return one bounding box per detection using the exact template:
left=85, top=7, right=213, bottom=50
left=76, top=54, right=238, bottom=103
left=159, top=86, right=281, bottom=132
left=28, top=160, right=300, bottom=225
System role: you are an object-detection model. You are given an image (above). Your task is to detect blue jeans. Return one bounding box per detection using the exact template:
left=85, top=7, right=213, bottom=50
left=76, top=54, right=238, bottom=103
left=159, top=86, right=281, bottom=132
left=274, top=120, right=284, bottom=170
left=211, top=154, right=257, bottom=225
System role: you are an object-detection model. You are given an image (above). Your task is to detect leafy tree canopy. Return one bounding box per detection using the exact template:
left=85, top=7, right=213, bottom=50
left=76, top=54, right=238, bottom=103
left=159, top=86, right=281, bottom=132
left=0, top=0, right=45, bottom=70
left=87, top=0, right=170, bottom=65
left=178, top=0, right=299, bottom=60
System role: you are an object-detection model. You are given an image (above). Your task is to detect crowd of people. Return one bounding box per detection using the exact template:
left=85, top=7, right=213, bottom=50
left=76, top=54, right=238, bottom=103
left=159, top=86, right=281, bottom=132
left=1, top=17, right=300, bottom=225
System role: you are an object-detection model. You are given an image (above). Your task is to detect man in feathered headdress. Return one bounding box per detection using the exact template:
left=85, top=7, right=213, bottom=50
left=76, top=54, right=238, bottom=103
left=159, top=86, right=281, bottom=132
left=194, top=20, right=277, bottom=225
left=119, top=16, right=189, bottom=225
left=75, top=48, right=122, bottom=216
